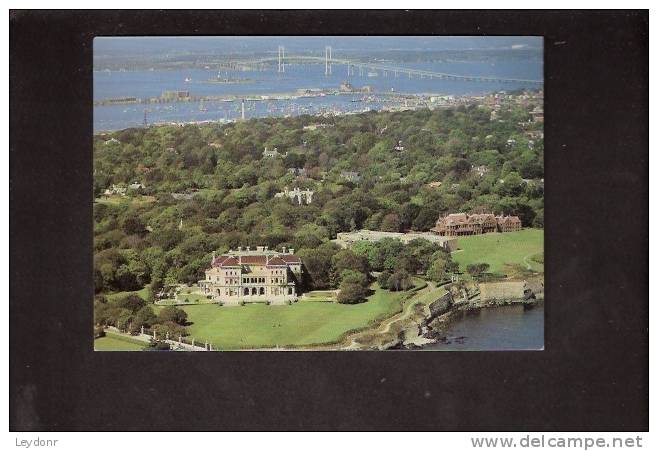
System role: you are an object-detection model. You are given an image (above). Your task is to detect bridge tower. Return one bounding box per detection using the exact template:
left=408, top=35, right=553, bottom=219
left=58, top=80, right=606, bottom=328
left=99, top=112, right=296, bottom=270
left=278, top=46, right=285, bottom=73
left=324, top=46, right=332, bottom=76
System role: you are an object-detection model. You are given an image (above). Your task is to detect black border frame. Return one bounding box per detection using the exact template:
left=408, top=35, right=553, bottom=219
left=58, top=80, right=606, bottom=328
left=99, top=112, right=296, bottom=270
left=10, top=10, right=648, bottom=431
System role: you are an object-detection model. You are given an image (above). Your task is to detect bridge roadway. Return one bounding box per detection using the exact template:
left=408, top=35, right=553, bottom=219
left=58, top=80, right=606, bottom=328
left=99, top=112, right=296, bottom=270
left=222, top=55, right=544, bottom=85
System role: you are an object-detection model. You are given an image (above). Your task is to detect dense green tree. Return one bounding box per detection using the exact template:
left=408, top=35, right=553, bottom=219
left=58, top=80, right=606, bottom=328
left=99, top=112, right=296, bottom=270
left=339, top=269, right=369, bottom=288
left=297, top=243, right=340, bottom=290
left=377, top=270, right=392, bottom=289
left=157, top=305, right=188, bottom=326
left=466, top=262, right=490, bottom=279
left=114, top=294, right=146, bottom=313
left=388, top=269, right=414, bottom=292
left=330, top=249, right=370, bottom=286
left=93, top=100, right=543, bottom=299
left=336, top=279, right=369, bottom=304
left=121, top=214, right=147, bottom=236
left=152, top=321, right=188, bottom=339
left=130, top=306, right=157, bottom=333
left=426, top=256, right=449, bottom=283
left=380, top=213, right=402, bottom=232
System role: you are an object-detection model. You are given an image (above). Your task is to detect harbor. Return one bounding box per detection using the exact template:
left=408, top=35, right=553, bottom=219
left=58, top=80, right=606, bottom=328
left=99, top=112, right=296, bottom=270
left=93, top=58, right=542, bottom=131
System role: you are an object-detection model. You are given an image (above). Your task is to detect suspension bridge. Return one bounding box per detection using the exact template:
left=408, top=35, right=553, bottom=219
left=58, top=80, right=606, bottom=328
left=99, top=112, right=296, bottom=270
left=218, top=46, right=543, bottom=86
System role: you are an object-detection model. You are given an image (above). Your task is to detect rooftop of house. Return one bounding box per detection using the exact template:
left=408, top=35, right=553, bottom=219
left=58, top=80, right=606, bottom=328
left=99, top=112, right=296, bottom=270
left=438, top=213, right=520, bottom=226
left=209, top=246, right=301, bottom=269
left=496, top=215, right=522, bottom=224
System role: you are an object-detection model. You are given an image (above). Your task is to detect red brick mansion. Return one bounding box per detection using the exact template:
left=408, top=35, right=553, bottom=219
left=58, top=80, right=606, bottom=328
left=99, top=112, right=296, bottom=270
left=432, top=213, right=522, bottom=237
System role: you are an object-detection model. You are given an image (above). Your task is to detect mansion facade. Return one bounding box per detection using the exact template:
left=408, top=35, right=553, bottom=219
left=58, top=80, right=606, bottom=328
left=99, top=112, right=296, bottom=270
left=432, top=213, right=522, bottom=237
left=199, top=246, right=302, bottom=305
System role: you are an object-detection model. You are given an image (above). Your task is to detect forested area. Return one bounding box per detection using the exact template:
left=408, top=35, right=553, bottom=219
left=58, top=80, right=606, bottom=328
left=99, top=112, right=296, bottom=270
left=94, top=101, right=543, bottom=301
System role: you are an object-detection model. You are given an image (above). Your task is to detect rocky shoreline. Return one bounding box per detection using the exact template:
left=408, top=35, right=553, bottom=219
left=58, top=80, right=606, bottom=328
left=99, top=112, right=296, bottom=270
left=387, top=293, right=544, bottom=350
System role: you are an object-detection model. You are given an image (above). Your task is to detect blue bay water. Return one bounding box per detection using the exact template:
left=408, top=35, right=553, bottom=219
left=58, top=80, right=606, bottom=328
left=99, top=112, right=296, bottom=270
left=93, top=59, right=543, bottom=132
left=423, top=304, right=544, bottom=351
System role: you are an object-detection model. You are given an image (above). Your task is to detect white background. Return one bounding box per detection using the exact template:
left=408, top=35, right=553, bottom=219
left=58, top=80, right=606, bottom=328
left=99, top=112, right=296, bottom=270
left=2, top=2, right=653, bottom=448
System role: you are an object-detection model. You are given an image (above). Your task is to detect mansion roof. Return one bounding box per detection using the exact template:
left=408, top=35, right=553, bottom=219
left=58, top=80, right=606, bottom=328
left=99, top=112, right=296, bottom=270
left=440, top=213, right=497, bottom=226
left=437, top=213, right=521, bottom=227
left=211, top=251, right=301, bottom=269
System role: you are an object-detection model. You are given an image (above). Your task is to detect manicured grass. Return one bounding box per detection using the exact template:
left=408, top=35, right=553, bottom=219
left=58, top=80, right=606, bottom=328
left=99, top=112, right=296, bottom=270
left=527, top=252, right=544, bottom=272
left=94, top=333, right=146, bottom=351
left=106, top=285, right=151, bottom=302
left=165, top=284, right=405, bottom=349
left=452, top=229, right=544, bottom=275
left=409, top=283, right=447, bottom=309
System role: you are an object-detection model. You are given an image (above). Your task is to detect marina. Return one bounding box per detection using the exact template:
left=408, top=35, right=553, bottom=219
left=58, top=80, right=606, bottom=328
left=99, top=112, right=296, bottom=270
left=94, top=58, right=542, bottom=131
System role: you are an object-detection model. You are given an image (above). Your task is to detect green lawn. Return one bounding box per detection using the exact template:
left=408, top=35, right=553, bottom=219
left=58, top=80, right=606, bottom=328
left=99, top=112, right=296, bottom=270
left=409, top=283, right=447, bottom=309
left=106, top=285, right=151, bottom=302
left=164, top=284, right=405, bottom=349
left=452, top=229, right=544, bottom=275
left=94, top=333, right=146, bottom=351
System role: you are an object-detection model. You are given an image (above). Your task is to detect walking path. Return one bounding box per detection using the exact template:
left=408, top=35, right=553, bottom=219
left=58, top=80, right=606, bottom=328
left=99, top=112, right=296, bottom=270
left=105, top=327, right=209, bottom=351
left=523, top=254, right=533, bottom=270
left=331, top=280, right=447, bottom=350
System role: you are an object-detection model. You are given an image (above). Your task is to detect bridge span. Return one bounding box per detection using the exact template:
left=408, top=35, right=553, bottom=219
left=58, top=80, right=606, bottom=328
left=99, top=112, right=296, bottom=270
left=222, top=49, right=543, bottom=86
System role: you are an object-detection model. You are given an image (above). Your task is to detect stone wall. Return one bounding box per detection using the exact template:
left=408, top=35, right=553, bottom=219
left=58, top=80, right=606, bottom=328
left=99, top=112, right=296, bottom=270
left=428, top=292, right=454, bottom=320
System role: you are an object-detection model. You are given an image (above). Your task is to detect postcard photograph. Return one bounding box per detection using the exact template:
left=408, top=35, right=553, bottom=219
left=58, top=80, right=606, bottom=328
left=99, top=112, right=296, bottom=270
left=92, top=36, right=544, bottom=351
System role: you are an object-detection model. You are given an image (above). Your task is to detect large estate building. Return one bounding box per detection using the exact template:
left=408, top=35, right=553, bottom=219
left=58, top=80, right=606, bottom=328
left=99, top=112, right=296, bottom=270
left=274, top=186, right=314, bottom=205
left=432, top=213, right=522, bottom=237
left=199, top=246, right=302, bottom=305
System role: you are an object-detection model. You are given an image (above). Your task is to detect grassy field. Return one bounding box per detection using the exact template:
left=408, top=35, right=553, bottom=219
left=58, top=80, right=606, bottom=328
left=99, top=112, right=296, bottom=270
left=94, top=333, right=146, bottom=351
left=452, top=229, right=544, bottom=275
left=408, top=283, right=447, bottom=310
left=163, top=283, right=405, bottom=349
left=106, top=285, right=151, bottom=302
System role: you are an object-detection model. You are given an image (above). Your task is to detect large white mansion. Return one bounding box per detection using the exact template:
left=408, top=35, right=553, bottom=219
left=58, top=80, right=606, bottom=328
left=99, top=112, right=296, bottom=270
left=199, top=246, right=302, bottom=305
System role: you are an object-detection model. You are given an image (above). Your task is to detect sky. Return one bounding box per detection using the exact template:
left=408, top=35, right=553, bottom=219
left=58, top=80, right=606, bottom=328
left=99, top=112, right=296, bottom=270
left=94, top=36, right=543, bottom=58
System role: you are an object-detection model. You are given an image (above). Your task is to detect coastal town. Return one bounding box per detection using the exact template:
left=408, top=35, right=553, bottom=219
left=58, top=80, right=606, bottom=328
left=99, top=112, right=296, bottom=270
left=95, top=85, right=544, bottom=131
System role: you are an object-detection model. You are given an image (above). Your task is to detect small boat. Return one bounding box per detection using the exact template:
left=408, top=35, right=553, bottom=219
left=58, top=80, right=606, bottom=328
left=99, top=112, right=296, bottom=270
left=184, top=77, right=192, bottom=83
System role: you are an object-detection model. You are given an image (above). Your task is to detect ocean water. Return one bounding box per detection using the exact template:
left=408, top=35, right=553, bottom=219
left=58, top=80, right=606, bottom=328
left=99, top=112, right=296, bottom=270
left=423, top=304, right=544, bottom=351
left=93, top=59, right=543, bottom=132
